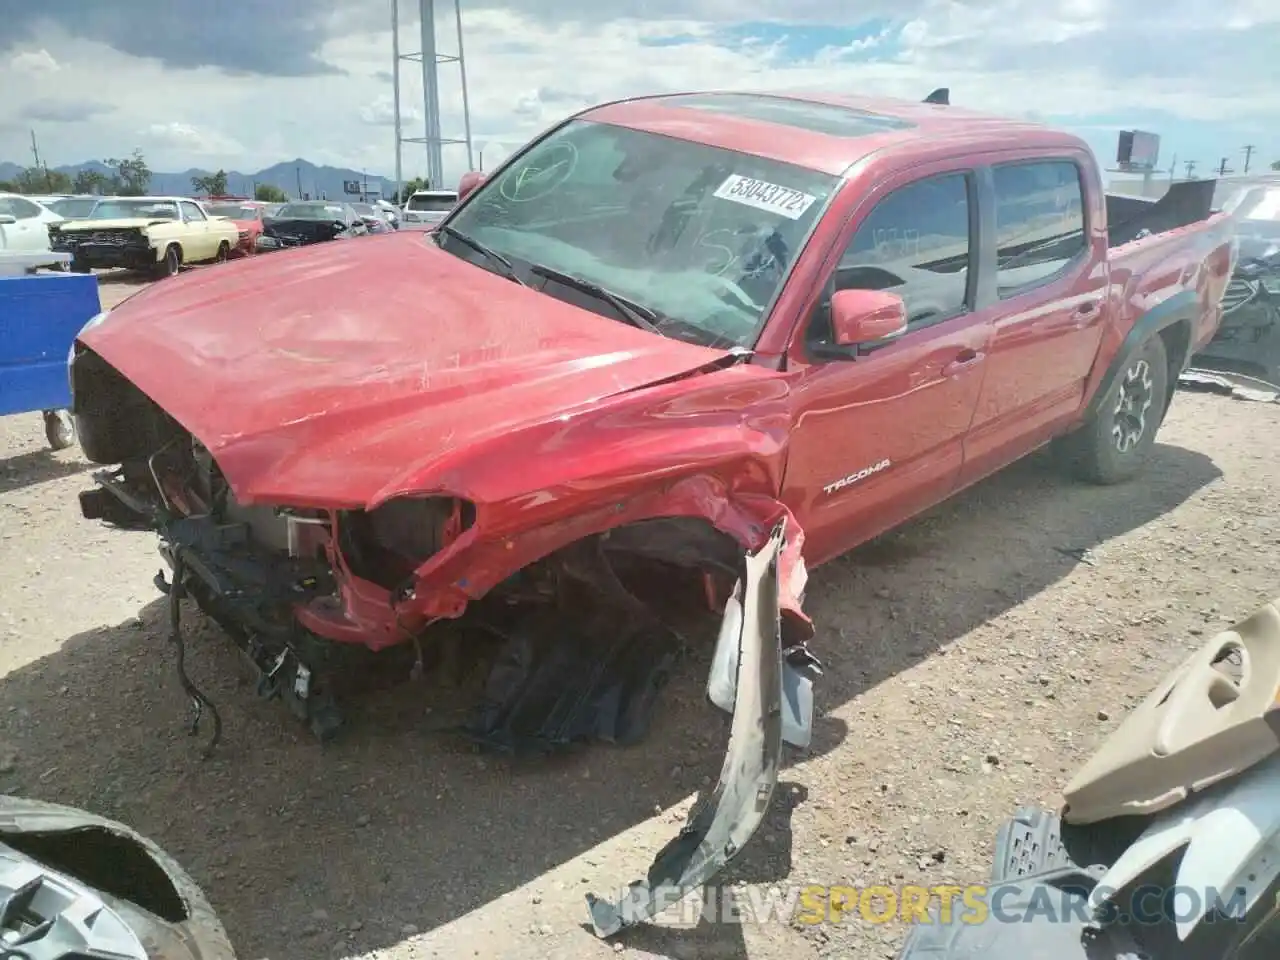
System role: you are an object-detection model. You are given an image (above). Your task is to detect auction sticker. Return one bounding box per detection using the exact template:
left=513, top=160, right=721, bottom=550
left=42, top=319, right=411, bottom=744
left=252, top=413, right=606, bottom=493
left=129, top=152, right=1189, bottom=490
left=713, top=174, right=818, bottom=220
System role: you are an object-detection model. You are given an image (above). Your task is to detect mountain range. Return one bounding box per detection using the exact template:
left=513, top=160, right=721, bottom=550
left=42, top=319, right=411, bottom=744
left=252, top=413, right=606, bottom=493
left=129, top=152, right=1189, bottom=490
left=0, top=158, right=397, bottom=199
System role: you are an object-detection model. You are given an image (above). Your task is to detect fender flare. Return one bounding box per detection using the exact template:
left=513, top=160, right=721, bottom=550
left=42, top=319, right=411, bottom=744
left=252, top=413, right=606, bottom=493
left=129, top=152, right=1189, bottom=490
left=1083, top=289, right=1197, bottom=422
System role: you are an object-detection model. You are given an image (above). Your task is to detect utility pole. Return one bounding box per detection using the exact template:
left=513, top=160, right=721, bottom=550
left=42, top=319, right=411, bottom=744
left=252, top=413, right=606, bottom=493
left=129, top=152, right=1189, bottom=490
left=1243, top=144, right=1256, bottom=175
left=1184, top=160, right=1197, bottom=180
left=1167, top=154, right=1177, bottom=185
left=295, top=165, right=303, bottom=199
left=29, top=129, right=53, bottom=191
left=1216, top=157, right=1232, bottom=177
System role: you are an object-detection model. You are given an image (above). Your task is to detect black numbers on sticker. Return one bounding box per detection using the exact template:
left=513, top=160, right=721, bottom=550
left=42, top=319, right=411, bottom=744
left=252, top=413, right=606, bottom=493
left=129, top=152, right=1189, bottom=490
left=728, top=177, right=806, bottom=212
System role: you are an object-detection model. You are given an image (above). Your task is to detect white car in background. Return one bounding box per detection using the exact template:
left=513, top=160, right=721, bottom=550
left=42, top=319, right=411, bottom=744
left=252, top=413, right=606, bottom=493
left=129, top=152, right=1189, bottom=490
left=0, top=192, right=65, bottom=266
left=401, top=189, right=457, bottom=227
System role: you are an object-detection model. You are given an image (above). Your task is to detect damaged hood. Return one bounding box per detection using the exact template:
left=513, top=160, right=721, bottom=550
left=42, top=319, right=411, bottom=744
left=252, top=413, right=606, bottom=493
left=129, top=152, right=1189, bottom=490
left=54, top=218, right=164, bottom=232
left=79, top=233, right=727, bottom=506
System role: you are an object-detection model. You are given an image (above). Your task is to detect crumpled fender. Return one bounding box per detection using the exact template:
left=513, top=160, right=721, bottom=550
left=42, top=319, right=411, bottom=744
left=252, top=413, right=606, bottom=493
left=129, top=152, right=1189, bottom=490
left=585, top=519, right=810, bottom=938
left=398, top=474, right=813, bottom=643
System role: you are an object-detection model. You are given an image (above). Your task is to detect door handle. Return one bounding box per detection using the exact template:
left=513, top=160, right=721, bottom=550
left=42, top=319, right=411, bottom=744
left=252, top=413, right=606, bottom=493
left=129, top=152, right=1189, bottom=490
left=942, top=349, right=984, bottom=378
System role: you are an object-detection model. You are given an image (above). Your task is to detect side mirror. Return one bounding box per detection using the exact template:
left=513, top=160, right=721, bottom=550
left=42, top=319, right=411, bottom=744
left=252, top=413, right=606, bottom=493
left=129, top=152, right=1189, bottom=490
left=457, top=170, right=486, bottom=202
left=0, top=215, right=16, bottom=226
left=830, top=289, right=908, bottom=347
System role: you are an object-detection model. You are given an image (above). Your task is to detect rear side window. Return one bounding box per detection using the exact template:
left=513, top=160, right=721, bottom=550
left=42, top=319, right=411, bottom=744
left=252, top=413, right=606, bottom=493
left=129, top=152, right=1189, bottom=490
left=992, top=160, right=1086, bottom=296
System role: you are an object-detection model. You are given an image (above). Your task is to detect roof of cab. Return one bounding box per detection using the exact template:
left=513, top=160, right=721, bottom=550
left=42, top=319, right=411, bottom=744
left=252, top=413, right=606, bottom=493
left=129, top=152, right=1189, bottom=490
left=580, top=90, right=1085, bottom=178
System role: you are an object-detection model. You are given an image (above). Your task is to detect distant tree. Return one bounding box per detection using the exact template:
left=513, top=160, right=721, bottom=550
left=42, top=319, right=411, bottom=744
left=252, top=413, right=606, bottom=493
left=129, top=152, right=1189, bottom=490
left=104, top=149, right=151, bottom=196
left=254, top=182, right=288, bottom=203
left=1272, top=160, right=1280, bottom=171
left=10, top=166, right=72, bottom=193
left=0, top=180, right=14, bottom=192
left=191, top=169, right=229, bottom=196
left=392, top=177, right=428, bottom=204
left=72, top=169, right=113, bottom=194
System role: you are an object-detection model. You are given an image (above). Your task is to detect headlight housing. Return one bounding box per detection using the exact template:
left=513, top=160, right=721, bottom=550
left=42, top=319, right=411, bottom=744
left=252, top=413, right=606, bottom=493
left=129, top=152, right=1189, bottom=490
left=67, top=310, right=110, bottom=384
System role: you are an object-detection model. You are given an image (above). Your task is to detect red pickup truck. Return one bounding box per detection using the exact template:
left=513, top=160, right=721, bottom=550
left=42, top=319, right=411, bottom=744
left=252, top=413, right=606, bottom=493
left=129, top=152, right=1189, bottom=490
left=67, top=89, right=1235, bottom=930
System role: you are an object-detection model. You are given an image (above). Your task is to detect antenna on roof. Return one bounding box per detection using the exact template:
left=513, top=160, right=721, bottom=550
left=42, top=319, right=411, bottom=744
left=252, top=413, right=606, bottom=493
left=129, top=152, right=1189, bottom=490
left=923, top=88, right=950, bottom=105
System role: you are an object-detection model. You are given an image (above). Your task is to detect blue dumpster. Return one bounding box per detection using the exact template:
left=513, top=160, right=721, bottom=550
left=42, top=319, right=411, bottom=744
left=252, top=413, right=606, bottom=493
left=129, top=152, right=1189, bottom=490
left=0, top=272, right=101, bottom=450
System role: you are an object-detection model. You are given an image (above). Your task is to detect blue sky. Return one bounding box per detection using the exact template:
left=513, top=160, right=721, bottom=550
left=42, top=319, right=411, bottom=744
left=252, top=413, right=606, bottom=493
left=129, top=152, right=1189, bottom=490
left=0, top=1, right=1276, bottom=183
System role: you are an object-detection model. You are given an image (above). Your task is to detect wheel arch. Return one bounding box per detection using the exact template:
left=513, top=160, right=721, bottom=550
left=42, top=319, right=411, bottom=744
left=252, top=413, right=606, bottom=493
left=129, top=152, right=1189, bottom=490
left=1085, top=290, right=1196, bottom=422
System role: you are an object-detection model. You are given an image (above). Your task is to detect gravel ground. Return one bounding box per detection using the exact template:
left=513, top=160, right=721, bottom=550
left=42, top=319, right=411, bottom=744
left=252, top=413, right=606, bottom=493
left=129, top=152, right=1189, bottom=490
left=2, top=278, right=1279, bottom=959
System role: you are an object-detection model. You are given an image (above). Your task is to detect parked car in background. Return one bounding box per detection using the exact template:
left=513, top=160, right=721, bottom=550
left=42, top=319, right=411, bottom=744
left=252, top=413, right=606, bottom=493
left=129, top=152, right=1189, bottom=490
left=257, top=200, right=368, bottom=250
left=49, top=195, right=240, bottom=277
left=1191, top=179, right=1280, bottom=385
left=401, top=189, right=456, bottom=227
left=375, top=198, right=400, bottom=229
left=203, top=199, right=268, bottom=257
left=48, top=195, right=102, bottom=219
left=351, top=201, right=392, bottom=234
left=0, top=191, right=66, bottom=268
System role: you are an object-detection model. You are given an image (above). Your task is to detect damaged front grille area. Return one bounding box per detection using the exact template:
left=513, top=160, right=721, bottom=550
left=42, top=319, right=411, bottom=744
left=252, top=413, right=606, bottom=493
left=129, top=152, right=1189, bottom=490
left=337, top=497, right=475, bottom=593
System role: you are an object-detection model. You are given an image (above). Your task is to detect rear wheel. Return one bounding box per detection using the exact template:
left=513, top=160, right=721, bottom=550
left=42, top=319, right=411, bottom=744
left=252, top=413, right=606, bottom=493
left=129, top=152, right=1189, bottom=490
left=1055, top=333, right=1170, bottom=485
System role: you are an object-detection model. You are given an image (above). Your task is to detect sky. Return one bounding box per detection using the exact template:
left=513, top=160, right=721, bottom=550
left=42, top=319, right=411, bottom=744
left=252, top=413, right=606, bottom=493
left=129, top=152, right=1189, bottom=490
left=1, top=0, right=1277, bottom=190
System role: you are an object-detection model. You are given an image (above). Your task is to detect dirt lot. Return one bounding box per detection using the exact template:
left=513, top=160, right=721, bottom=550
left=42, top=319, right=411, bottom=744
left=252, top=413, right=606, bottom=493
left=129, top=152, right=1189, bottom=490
left=2, top=288, right=1279, bottom=958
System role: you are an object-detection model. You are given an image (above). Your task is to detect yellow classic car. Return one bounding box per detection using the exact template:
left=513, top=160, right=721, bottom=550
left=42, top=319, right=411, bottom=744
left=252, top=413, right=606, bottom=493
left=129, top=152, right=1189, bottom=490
left=48, top=196, right=240, bottom=278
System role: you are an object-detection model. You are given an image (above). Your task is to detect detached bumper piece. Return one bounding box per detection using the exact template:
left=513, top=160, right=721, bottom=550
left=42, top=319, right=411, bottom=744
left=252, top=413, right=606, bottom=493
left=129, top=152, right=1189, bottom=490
left=585, top=522, right=818, bottom=938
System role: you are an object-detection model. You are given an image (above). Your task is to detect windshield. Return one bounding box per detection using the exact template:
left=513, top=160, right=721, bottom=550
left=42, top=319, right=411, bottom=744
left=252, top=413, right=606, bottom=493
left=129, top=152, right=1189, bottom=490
left=407, top=194, right=456, bottom=212
left=206, top=203, right=259, bottom=219
left=274, top=202, right=347, bottom=220
left=441, top=119, right=837, bottom=348
left=89, top=199, right=180, bottom=220
left=50, top=197, right=100, bottom=219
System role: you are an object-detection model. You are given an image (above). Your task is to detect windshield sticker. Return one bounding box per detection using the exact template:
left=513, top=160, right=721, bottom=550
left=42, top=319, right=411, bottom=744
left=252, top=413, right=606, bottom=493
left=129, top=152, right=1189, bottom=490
left=713, top=175, right=818, bottom=220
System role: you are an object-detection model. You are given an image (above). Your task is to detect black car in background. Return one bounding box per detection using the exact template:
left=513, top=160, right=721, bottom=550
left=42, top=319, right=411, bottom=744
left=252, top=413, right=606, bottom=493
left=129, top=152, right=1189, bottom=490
left=256, top=200, right=368, bottom=251
left=1194, top=179, right=1280, bottom=385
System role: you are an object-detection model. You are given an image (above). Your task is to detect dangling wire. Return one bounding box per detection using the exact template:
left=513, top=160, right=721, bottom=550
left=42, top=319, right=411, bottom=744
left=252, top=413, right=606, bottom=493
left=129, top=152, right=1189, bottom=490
left=168, top=555, right=222, bottom=758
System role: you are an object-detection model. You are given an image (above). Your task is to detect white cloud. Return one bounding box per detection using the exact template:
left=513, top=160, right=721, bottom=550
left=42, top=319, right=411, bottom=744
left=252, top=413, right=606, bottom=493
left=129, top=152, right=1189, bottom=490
left=0, top=0, right=1277, bottom=185
left=9, top=48, right=59, bottom=73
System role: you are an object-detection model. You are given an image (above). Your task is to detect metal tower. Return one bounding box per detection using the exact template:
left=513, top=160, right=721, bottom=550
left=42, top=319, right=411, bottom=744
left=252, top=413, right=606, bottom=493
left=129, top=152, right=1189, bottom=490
left=391, top=0, right=474, bottom=200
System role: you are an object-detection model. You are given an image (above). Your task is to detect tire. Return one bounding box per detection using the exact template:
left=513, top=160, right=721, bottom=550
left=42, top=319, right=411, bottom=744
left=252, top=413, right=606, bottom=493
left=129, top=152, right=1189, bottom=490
left=0, top=794, right=236, bottom=959
left=42, top=409, right=75, bottom=450
left=1055, top=333, right=1170, bottom=485
left=71, top=257, right=91, bottom=274
left=155, top=244, right=181, bottom=279
left=215, top=241, right=230, bottom=263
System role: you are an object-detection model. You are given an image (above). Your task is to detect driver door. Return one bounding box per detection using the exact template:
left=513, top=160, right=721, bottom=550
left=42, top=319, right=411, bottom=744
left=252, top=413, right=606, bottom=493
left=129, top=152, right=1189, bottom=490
left=179, top=200, right=213, bottom=259
left=782, top=167, right=995, bottom=565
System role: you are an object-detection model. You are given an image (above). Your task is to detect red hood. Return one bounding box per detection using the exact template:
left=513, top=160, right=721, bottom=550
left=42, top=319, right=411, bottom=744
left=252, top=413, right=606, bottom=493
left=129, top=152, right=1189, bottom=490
left=82, top=232, right=726, bottom=506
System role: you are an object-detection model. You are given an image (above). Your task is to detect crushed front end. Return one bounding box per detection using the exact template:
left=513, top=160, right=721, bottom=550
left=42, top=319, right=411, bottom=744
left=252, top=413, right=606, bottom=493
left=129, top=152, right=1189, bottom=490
left=49, top=224, right=154, bottom=271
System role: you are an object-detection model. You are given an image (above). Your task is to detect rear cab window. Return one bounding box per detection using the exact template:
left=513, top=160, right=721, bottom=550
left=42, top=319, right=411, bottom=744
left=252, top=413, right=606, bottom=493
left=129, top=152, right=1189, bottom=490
left=991, top=160, right=1087, bottom=296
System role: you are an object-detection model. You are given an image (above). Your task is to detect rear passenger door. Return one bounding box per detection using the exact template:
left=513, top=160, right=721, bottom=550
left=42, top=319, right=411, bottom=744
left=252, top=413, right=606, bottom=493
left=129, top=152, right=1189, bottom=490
left=961, top=155, right=1108, bottom=485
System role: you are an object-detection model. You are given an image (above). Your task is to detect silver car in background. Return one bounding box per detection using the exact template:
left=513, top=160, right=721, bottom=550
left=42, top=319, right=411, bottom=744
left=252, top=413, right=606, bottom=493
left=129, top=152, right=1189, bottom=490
left=400, top=189, right=457, bottom=228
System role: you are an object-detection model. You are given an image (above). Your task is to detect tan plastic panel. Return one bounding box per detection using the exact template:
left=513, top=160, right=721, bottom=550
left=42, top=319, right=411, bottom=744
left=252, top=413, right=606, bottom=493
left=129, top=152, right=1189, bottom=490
left=1063, top=598, right=1280, bottom=824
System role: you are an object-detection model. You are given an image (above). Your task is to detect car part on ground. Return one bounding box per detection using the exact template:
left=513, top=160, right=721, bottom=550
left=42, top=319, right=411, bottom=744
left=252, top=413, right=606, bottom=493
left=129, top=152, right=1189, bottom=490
left=587, top=523, right=819, bottom=938
left=897, top=596, right=1280, bottom=960
left=0, top=793, right=235, bottom=959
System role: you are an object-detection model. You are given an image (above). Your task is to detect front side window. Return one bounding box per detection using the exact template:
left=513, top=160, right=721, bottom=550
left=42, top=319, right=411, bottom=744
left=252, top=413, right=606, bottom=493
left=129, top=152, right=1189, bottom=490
left=180, top=201, right=207, bottom=221
left=810, top=172, right=973, bottom=343
left=992, top=160, right=1086, bottom=296
left=5, top=197, right=42, bottom=220
left=442, top=119, right=839, bottom=348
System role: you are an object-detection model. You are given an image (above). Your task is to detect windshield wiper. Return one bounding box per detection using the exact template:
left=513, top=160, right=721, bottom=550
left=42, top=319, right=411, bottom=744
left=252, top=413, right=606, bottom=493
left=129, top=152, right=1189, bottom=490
left=437, top=225, right=528, bottom=286
left=528, top=263, right=663, bottom=335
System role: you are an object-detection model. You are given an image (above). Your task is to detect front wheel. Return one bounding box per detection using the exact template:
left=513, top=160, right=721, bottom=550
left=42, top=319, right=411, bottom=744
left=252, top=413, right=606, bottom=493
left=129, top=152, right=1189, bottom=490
left=154, top=244, right=181, bottom=279
left=215, top=241, right=230, bottom=263
left=43, top=409, right=76, bottom=450
left=1055, top=333, right=1170, bottom=485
